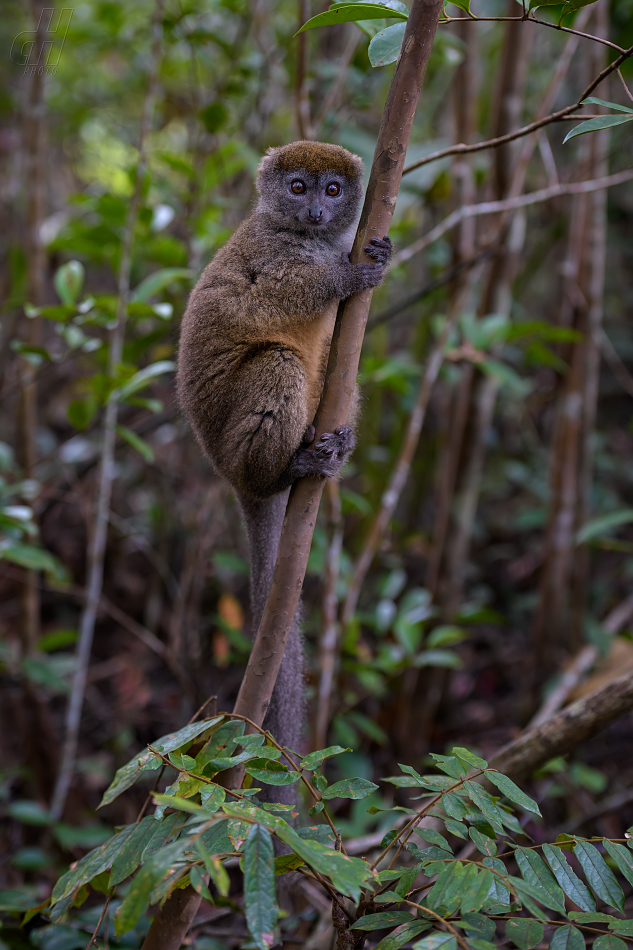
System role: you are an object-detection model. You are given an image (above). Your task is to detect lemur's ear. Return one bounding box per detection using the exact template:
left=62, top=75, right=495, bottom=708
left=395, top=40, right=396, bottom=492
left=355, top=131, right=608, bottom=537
left=255, top=149, right=278, bottom=192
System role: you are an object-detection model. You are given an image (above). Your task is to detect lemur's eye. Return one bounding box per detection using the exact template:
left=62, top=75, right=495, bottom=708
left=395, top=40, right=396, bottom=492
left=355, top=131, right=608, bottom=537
left=326, top=182, right=341, bottom=197
left=290, top=180, right=306, bottom=194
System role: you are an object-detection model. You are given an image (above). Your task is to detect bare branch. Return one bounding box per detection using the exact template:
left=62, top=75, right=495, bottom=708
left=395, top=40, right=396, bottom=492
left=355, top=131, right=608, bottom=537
left=392, top=168, right=633, bottom=266
left=402, top=44, right=633, bottom=174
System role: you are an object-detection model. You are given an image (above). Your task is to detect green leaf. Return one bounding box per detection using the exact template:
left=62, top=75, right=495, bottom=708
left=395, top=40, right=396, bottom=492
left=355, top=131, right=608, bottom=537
left=322, top=777, right=379, bottom=800
left=549, top=926, right=586, bottom=950
left=515, top=848, right=566, bottom=914
left=610, top=922, right=633, bottom=936
left=469, top=827, right=497, bottom=856
left=274, top=853, right=305, bottom=876
left=244, top=824, right=278, bottom=950
left=564, top=113, right=633, bottom=143
left=116, top=425, right=154, bottom=463
left=52, top=826, right=136, bottom=905
left=569, top=913, right=619, bottom=923
left=189, top=864, right=213, bottom=902
left=109, top=816, right=158, bottom=886
left=200, top=785, right=226, bottom=812
left=368, top=22, right=406, bottom=66
left=130, top=268, right=192, bottom=303
left=543, top=844, right=595, bottom=912
left=459, top=913, right=495, bottom=940
left=0, top=543, right=65, bottom=580
left=413, top=934, right=457, bottom=950
left=350, top=911, right=415, bottom=931
left=99, top=717, right=224, bottom=806
left=200, top=102, right=229, bottom=134
left=594, top=937, right=628, bottom=950
left=301, top=746, right=351, bottom=770
left=577, top=509, right=633, bottom=543
left=428, top=754, right=465, bottom=779
left=505, top=918, right=544, bottom=949
left=374, top=920, right=431, bottom=949
left=444, top=818, right=468, bottom=839
left=573, top=841, right=625, bottom=912
left=582, top=96, right=633, bottom=114
left=443, top=793, right=470, bottom=821
left=196, top=839, right=230, bottom=895
left=603, top=840, right=633, bottom=885
left=452, top=747, right=488, bottom=770
left=298, top=2, right=408, bottom=33
left=415, top=828, right=452, bottom=852
left=54, top=261, right=84, bottom=306
left=460, top=868, right=494, bottom=913
left=482, top=856, right=510, bottom=905
left=8, top=800, right=52, bottom=826
left=464, top=782, right=504, bottom=834
left=485, top=772, right=541, bottom=816
left=222, top=803, right=371, bottom=901
left=117, top=360, right=176, bottom=401
left=115, top=840, right=186, bottom=935
left=245, top=760, right=302, bottom=786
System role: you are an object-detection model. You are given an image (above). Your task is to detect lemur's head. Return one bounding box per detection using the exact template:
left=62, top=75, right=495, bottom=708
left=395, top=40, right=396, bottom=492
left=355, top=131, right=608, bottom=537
left=256, top=141, right=364, bottom=235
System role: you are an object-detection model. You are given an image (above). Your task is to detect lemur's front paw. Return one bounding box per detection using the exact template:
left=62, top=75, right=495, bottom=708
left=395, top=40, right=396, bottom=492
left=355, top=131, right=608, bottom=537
left=364, top=235, right=392, bottom=266
left=315, top=426, right=356, bottom=467
left=358, top=262, right=386, bottom=288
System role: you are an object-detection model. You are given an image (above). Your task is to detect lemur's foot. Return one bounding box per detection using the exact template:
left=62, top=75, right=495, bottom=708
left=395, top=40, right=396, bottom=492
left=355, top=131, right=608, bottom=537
left=278, top=426, right=356, bottom=486
left=364, top=235, right=392, bottom=266
left=302, top=424, right=316, bottom=446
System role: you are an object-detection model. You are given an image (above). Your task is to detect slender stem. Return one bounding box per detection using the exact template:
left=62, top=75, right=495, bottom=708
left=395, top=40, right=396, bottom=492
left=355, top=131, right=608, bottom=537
left=340, top=316, right=454, bottom=627
left=402, top=44, right=633, bottom=174
left=49, top=1, right=164, bottom=822
left=391, top=169, right=633, bottom=266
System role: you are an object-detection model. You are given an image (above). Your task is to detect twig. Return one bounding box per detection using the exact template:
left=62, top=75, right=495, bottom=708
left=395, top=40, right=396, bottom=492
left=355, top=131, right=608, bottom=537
left=313, top=29, right=360, bottom=133
left=391, top=169, right=633, bottom=266
left=85, top=890, right=114, bottom=950
left=402, top=44, right=633, bottom=174
left=618, top=67, right=633, bottom=102
left=295, top=0, right=313, bottom=139
left=50, top=1, right=164, bottom=822
left=601, top=329, right=633, bottom=398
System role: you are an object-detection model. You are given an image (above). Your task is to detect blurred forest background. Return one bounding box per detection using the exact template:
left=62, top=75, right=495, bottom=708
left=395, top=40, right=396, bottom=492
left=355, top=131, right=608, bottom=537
left=2, top=0, right=633, bottom=945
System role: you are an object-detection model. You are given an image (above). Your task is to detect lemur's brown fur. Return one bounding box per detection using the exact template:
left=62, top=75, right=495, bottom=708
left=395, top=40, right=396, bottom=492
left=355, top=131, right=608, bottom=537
left=177, top=141, right=391, bottom=769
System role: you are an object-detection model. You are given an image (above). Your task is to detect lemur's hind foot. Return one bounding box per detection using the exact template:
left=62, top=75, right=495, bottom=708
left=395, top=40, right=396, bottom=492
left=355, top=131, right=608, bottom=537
left=276, top=425, right=355, bottom=488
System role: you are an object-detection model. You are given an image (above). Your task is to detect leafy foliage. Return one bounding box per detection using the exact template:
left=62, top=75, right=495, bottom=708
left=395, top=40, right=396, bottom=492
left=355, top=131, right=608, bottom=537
left=39, top=721, right=633, bottom=950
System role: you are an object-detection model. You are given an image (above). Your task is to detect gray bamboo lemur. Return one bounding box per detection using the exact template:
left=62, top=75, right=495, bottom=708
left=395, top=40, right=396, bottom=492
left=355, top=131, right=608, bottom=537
left=177, top=140, right=391, bottom=765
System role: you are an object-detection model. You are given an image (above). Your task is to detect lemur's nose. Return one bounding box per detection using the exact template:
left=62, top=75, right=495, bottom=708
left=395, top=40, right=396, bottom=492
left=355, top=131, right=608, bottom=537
left=308, top=206, right=323, bottom=222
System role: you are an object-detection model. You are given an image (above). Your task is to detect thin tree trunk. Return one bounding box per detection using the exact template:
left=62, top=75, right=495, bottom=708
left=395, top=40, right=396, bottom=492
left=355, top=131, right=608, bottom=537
left=141, top=0, right=444, bottom=944
left=49, top=2, right=164, bottom=821
left=532, top=6, right=608, bottom=670
left=296, top=0, right=313, bottom=140
left=19, top=0, right=48, bottom=656
left=441, top=6, right=533, bottom=616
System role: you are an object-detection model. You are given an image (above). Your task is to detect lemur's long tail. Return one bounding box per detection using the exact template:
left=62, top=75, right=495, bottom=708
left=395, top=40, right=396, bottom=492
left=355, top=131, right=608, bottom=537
left=238, top=491, right=306, bottom=768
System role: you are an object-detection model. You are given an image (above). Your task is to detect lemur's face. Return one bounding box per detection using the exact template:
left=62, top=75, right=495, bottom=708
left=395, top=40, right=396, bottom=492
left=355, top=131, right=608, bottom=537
left=257, top=166, right=362, bottom=234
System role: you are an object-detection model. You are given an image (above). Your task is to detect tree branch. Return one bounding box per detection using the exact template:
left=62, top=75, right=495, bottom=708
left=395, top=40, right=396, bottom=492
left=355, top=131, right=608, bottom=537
left=402, top=44, right=633, bottom=174
left=391, top=169, right=633, bottom=266
left=490, top=667, right=633, bottom=780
